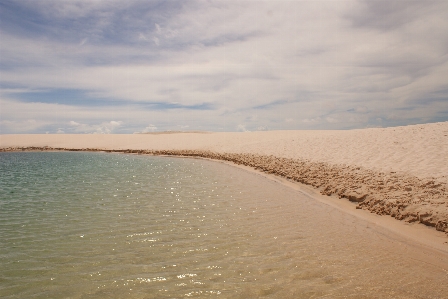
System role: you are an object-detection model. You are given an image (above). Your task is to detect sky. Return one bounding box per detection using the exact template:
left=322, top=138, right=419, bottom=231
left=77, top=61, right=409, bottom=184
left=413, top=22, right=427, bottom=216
left=1, top=0, right=448, bottom=134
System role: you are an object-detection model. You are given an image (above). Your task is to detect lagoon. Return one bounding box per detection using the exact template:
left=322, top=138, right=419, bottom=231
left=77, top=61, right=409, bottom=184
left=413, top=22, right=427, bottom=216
left=0, top=152, right=447, bottom=298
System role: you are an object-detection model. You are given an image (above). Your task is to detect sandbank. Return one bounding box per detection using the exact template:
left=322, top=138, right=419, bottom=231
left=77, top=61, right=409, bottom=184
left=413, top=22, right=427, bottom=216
left=1, top=122, right=448, bottom=243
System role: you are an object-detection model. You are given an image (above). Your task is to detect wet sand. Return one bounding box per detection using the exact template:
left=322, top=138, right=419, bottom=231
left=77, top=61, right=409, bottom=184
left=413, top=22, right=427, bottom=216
left=1, top=122, right=448, bottom=243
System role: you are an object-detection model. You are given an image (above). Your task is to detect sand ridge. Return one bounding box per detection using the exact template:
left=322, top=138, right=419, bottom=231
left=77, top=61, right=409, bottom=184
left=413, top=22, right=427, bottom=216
left=1, top=122, right=448, bottom=235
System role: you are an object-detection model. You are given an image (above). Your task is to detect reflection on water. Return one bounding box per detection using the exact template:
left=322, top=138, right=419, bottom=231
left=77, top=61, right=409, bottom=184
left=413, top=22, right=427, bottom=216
left=0, top=152, right=447, bottom=298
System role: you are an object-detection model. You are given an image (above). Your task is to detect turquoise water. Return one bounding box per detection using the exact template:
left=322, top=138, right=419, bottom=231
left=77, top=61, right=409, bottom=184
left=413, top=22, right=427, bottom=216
left=1, top=152, right=447, bottom=298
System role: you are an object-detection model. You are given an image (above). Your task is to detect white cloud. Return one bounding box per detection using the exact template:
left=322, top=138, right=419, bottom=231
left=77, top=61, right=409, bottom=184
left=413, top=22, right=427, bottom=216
left=69, top=121, right=80, bottom=126
left=303, top=117, right=322, bottom=124
left=236, top=124, right=249, bottom=132
left=138, top=33, right=147, bottom=41
left=68, top=120, right=123, bottom=134
left=142, top=124, right=158, bottom=133
left=0, top=119, right=50, bottom=133
left=0, top=0, right=447, bottom=133
left=79, top=38, right=88, bottom=47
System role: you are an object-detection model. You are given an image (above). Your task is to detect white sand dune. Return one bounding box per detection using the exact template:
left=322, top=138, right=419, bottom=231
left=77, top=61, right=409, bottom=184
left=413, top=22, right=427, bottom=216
left=1, top=122, right=448, bottom=235
left=2, top=122, right=447, bottom=180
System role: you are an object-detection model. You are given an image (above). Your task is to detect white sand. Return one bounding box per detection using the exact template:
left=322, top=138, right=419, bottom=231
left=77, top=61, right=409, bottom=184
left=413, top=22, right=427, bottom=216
left=1, top=122, right=448, bottom=235
left=1, top=122, right=447, bottom=181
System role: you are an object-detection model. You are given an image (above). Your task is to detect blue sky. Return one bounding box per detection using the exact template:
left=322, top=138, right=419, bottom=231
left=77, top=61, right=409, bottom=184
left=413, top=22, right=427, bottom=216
left=1, top=0, right=447, bottom=133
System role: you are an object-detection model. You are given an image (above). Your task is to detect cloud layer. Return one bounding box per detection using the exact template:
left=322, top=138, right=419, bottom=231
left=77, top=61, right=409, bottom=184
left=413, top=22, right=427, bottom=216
left=1, top=0, right=447, bottom=133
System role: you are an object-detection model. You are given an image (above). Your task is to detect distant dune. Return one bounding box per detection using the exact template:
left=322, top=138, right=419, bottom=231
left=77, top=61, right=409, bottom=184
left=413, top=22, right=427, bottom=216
left=138, top=131, right=211, bottom=134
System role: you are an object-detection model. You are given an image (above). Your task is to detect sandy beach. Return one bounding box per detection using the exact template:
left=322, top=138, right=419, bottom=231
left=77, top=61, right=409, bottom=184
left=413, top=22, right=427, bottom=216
left=1, top=122, right=448, bottom=237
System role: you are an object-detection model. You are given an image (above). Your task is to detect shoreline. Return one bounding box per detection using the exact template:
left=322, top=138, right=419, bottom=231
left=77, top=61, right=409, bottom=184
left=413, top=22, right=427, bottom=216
left=2, top=146, right=448, bottom=241
left=2, top=122, right=446, bottom=181
left=200, top=156, right=448, bottom=253
left=1, top=122, right=447, bottom=245
left=195, top=155, right=448, bottom=257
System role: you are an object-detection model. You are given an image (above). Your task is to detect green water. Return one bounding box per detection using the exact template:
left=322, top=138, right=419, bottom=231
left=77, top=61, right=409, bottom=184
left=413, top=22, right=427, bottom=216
left=0, top=152, right=447, bottom=298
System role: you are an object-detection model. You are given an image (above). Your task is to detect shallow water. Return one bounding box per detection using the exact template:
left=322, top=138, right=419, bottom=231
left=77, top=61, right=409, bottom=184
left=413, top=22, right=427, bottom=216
left=0, top=152, right=447, bottom=298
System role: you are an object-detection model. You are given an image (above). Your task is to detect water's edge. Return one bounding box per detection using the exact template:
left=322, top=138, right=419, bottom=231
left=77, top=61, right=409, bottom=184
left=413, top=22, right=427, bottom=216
left=2, top=147, right=448, bottom=243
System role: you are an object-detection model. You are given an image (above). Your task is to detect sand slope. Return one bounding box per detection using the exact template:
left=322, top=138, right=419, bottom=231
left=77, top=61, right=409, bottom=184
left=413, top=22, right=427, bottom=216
left=1, top=122, right=448, bottom=234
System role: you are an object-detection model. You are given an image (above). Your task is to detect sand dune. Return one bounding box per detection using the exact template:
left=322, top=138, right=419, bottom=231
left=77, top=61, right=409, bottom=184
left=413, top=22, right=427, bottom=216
left=1, top=122, right=447, bottom=235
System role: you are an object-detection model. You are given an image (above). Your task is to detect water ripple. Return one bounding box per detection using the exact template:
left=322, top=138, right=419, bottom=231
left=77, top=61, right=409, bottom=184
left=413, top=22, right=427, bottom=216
left=1, top=152, right=447, bottom=298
